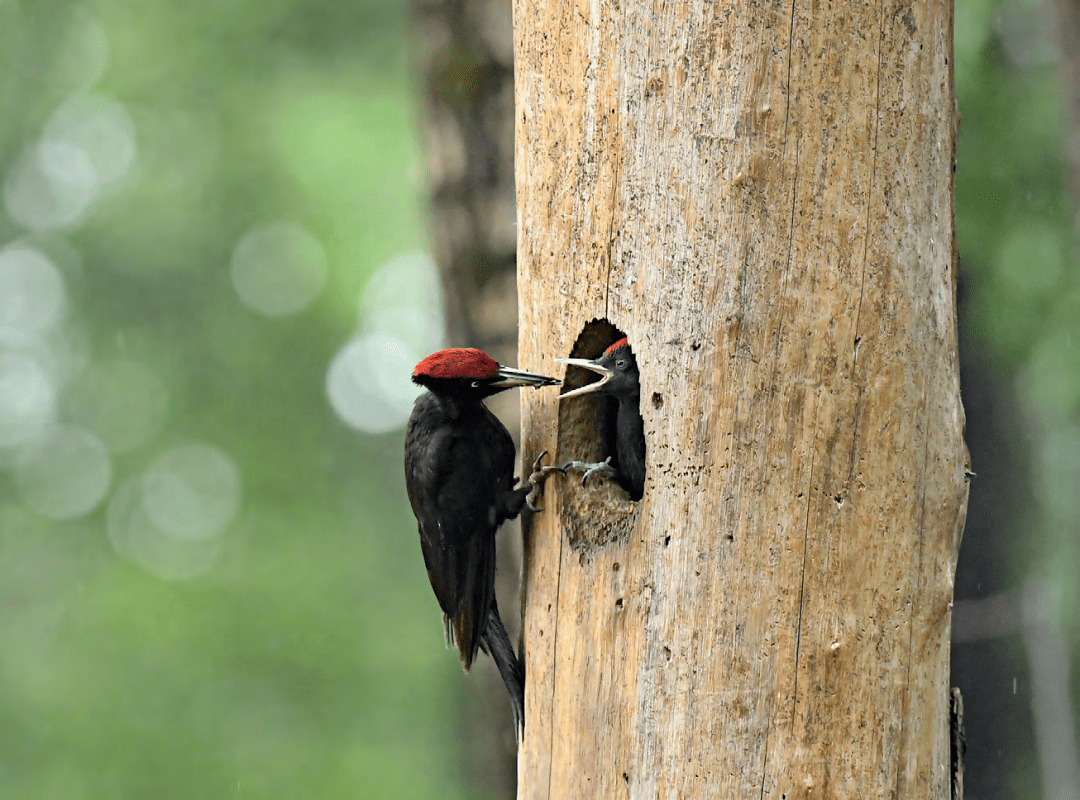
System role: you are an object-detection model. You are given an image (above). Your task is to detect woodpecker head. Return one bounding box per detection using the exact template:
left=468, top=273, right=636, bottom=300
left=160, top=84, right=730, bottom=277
left=412, top=348, right=559, bottom=399
left=556, top=338, right=639, bottom=401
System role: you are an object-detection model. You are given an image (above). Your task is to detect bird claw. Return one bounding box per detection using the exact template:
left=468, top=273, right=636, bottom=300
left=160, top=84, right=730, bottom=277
left=525, top=451, right=566, bottom=512
left=562, top=457, right=615, bottom=487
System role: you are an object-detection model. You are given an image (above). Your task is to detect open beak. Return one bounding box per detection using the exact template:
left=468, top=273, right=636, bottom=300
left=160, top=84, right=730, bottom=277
left=554, top=357, right=613, bottom=400
left=491, top=365, right=560, bottom=389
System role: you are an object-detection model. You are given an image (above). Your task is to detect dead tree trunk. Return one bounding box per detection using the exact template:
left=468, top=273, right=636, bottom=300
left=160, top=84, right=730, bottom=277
left=514, top=0, right=971, bottom=796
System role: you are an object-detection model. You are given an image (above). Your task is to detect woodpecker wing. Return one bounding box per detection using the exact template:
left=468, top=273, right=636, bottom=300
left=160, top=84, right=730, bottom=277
left=404, top=395, right=517, bottom=670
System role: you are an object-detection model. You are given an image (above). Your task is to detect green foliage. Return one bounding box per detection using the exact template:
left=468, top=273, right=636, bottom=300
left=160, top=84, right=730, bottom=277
left=0, top=2, right=474, bottom=798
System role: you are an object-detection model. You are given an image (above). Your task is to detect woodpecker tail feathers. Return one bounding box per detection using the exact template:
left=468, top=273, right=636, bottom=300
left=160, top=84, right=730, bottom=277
left=480, top=603, right=525, bottom=742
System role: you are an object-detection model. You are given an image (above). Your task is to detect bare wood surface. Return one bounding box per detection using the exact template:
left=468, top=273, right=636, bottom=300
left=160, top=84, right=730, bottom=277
left=514, top=0, right=970, bottom=796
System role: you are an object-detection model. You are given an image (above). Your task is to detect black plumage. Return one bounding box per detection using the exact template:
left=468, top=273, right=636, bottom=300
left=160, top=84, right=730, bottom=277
left=404, top=348, right=558, bottom=738
left=556, top=338, right=646, bottom=500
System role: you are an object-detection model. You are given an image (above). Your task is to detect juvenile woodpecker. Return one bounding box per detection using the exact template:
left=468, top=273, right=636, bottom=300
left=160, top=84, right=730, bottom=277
left=404, top=348, right=558, bottom=738
left=556, top=337, right=646, bottom=500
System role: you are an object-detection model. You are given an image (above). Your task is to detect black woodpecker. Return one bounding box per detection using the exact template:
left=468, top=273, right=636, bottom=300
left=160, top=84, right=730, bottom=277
left=404, top=348, right=559, bottom=738
left=556, top=337, right=646, bottom=500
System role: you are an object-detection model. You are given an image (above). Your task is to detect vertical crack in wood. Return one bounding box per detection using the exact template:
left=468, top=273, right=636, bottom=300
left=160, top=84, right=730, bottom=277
left=758, top=727, right=771, bottom=800
left=791, top=448, right=815, bottom=726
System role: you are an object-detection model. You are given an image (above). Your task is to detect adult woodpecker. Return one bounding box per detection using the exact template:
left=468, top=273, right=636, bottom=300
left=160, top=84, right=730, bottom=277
left=404, top=348, right=559, bottom=738
left=556, top=337, right=646, bottom=500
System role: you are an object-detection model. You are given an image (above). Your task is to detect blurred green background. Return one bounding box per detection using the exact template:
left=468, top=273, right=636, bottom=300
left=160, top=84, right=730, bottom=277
left=0, top=0, right=1078, bottom=798
left=0, top=2, right=471, bottom=798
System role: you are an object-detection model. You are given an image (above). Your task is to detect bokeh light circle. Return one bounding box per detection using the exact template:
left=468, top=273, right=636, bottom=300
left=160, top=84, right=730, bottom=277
left=4, top=142, right=98, bottom=230
left=44, top=94, right=136, bottom=191
left=230, top=222, right=327, bottom=316
left=0, top=352, right=57, bottom=448
left=326, top=334, right=421, bottom=435
left=0, top=244, right=67, bottom=347
left=108, top=474, right=224, bottom=581
left=370, top=335, right=425, bottom=409
left=326, top=251, right=445, bottom=434
left=23, top=322, right=90, bottom=391
left=15, top=424, right=111, bottom=519
left=360, top=251, right=444, bottom=355
left=140, top=443, right=241, bottom=541
left=4, top=94, right=136, bottom=231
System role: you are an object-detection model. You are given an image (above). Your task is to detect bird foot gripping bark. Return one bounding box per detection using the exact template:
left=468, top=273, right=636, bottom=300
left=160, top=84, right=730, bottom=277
left=561, top=456, right=616, bottom=487
left=525, top=451, right=566, bottom=512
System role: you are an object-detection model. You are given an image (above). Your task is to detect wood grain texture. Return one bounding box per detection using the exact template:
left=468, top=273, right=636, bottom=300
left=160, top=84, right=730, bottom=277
left=513, top=0, right=970, bottom=796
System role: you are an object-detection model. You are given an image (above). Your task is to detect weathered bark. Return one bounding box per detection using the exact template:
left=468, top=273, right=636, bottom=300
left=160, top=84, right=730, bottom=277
left=514, top=0, right=970, bottom=797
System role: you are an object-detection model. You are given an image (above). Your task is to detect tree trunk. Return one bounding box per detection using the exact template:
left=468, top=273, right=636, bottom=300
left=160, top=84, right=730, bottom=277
left=1054, top=0, right=1080, bottom=234
left=514, top=0, right=970, bottom=796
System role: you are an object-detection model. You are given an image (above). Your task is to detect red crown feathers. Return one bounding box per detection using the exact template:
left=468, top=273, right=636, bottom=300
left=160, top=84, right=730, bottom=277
left=604, top=337, right=630, bottom=356
left=413, top=348, right=499, bottom=380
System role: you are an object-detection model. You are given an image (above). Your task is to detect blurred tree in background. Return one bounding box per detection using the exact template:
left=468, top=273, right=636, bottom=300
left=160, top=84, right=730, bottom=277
left=410, top=0, right=521, bottom=794
left=1, top=0, right=1079, bottom=799
left=952, top=0, right=1080, bottom=794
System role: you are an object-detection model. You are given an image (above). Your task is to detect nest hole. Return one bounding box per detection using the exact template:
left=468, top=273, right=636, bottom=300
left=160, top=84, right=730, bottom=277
left=555, top=319, right=646, bottom=503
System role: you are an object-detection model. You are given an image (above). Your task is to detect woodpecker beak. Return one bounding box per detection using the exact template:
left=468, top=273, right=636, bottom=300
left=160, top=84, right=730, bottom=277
left=554, top=357, right=613, bottom=399
left=491, top=365, right=560, bottom=389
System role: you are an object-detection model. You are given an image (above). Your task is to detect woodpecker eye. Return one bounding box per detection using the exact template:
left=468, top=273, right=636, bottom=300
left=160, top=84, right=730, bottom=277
left=471, top=380, right=482, bottom=388
left=616, top=359, right=627, bottom=369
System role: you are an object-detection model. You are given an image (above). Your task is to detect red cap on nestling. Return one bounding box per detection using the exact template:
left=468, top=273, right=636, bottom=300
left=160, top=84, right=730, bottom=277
left=604, top=337, right=630, bottom=356
left=413, top=348, right=500, bottom=380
